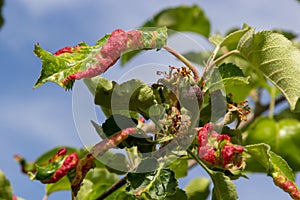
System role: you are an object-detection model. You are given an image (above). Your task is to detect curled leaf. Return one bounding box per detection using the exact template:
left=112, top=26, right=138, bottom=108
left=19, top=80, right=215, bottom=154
left=34, top=27, right=168, bottom=89
left=29, top=148, right=78, bottom=184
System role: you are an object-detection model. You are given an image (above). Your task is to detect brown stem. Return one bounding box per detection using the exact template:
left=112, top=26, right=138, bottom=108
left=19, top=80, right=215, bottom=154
left=71, top=127, right=136, bottom=197
left=163, top=45, right=200, bottom=82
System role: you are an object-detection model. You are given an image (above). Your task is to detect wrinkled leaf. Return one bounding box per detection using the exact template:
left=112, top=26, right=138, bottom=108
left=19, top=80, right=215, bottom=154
left=35, top=146, right=81, bottom=165
left=126, top=166, right=178, bottom=200
left=34, top=27, right=168, bottom=89
left=29, top=148, right=78, bottom=184
left=185, top=177, right=210, bottom=200
left=211, top=171, right=238, bottom=200
left=166, top=188, right=187, bottom=200
left=121, top=5, right=210, bottom=65
left=237, top=28, right=300, bottom=112
left=0, top=170, right=13, bottom=200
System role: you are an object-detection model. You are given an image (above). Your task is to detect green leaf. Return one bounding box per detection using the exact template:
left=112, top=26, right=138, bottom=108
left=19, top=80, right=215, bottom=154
left=245, top=143, right=298, bottom=198
left=34, top=27, right=168, bottom=89
left=35, top=146, right=81, bottom=165
left=94, top=77, right=157, bottom=119
left=121, top=5, right=210, bottom=65
left=269, top=151, right=295, bottom=182
left=245, top=143, right=295, bottom=180
left=245, top=117, right=300, bottom=171
left=126, top=167, right=178, bottom=200
left=168, top=158, right=188, bottom=179
left=220, top=25, right=251, bottom=50
left=45, top=176, right=71, bottom=195
left=185, top=177, right=210, bottom=200
left=144, top=5, right=210, bottom=37
left=211, top=171, right=238, bottom=200
left=0, top=170, right=13, bottom=200
left=237, top=28, right=300, bottom=112
left=102, top=115, right=137, bottom=137
left=166, top=188, right=187, bottom=200
left=29, top=148, right=78, bottom=184
left=209, top=34, right=224, bottom=46
left=245, top=143, right=271, bottom=172
left=76, top=168, right=120, bottom=200
left=103, top=153, right=130, bottom=175
left=205, top=63, right=250, bottom=102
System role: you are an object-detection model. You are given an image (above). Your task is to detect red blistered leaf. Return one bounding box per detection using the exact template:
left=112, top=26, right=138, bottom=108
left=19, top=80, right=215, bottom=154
left=273, top=173, right=300, bottom=200
left=29, top=148, right=79, bottom=184
left=44, top=153, right=78, bottom=183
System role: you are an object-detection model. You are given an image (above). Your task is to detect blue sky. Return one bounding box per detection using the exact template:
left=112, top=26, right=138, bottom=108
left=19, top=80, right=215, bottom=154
left=0, top=0, right=300, bottom=199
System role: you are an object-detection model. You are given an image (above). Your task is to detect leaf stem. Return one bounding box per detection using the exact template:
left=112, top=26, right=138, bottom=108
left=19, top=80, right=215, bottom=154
left=163, top=45, right=200, bottom=82
left=213, top=49, right=240, bottom=66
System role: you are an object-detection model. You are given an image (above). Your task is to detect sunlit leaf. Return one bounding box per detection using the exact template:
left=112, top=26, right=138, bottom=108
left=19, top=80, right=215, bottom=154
left=220, top=25, right=251, bottom=50
left=237, top=28, right=300, bottom=111
left=34, top=27, right=168, bottom=89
